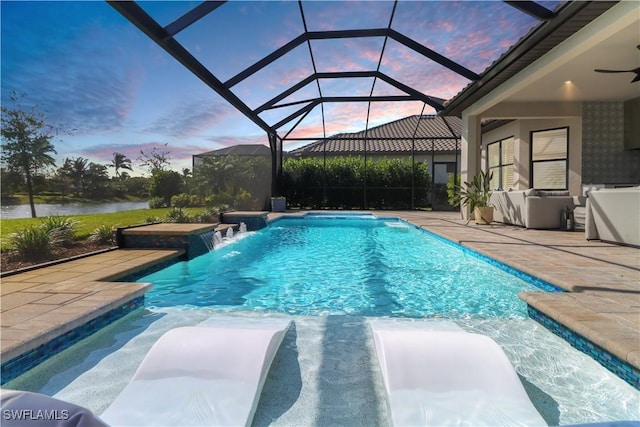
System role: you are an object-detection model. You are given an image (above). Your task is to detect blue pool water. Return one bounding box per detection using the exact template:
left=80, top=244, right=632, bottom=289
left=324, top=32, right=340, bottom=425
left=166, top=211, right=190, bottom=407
left=137, top=215, right=554, bottom=318
left=8, top=215, right=639, bottom=425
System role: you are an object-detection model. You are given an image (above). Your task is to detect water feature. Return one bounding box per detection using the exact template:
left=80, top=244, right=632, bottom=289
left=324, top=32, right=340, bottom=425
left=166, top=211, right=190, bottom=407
left=198, top=230, right=216, bottom=251
left=199, top=225, right=249, bottom=251
left=0, top=201, right=149, bottom=219
left=213, top=231, right=223, bottom=247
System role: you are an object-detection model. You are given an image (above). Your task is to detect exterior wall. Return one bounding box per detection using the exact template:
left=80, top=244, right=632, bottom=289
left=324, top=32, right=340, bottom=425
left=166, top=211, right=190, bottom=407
left=582, top=102, right=640, bottom=186
left=122, top=233, right=209, bottom=259
left=481, top=118, right=582, bottom=194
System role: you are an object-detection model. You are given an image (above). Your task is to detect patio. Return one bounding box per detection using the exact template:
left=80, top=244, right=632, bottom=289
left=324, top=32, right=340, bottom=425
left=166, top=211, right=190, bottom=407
left=1, top=211, right=638, bottom=388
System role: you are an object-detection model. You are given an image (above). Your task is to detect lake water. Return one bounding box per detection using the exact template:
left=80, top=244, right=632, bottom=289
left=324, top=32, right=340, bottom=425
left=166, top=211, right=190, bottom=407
left=0, top=201, right=149, bottom=219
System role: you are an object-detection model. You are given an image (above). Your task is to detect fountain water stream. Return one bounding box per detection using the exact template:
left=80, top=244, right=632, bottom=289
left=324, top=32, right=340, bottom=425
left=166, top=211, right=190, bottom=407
left=213, top=231, right=223, bottom=247
left=198, top=223, right=249, bottom=252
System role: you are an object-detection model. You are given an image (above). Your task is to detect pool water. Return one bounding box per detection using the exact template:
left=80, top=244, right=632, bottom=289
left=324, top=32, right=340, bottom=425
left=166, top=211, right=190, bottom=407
left=7, top=311, right=639, bottom=425
left=138, top=216, right=552, bottom=318
left=6, top=215, right=639, bottom=425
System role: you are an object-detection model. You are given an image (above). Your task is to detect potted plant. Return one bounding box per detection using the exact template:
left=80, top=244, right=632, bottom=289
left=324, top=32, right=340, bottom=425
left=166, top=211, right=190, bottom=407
left=452, top=170, right=494, bottom=225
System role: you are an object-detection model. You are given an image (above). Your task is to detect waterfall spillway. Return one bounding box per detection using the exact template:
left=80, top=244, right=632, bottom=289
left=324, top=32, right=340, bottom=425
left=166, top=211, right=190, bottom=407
left=199, top=223, right=249, bottom=253
left=213, top=231, right=223, bottom=247
left=199, top=230, right=216, bottom=251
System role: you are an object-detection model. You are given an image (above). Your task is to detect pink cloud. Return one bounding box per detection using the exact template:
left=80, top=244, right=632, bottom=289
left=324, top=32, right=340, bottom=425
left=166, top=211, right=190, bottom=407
left=143, top=99, right=230, bottom=139
left=278, top=65, right=313, bottom=86
left=283, top=122, right=325, bottom=140
left=280, top=99, right=436, bottom=147
left=79, top=144, right=144, bottom=163
left=435, top=20, right=455, bottom=33
left=208, top=134, right=268, bottom=148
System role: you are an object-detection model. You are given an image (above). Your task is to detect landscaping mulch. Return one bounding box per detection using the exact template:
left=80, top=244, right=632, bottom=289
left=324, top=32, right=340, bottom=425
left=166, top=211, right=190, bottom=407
left=1, top=241, right=114, bottom=275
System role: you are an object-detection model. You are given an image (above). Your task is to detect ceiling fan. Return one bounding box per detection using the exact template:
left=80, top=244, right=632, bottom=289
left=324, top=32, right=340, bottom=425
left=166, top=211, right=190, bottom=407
left=594, top=45, right=640, bottom=83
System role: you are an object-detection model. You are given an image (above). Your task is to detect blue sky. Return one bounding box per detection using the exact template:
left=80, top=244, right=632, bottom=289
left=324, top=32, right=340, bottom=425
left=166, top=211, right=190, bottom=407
left=1, top=1, right=553, bottom=175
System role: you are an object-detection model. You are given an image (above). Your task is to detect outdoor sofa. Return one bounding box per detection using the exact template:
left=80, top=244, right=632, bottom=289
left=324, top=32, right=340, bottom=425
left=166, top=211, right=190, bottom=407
left=489, top=189, right=575, bottom=229
left=585, top=186, right=640, bottom=247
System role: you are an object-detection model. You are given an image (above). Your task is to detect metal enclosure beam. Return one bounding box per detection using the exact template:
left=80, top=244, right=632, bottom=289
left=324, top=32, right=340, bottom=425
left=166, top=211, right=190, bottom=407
left=504, top=1, right=554, bottom=21
left=164, top=2, right=226, bottom=37
left=387, top=29, right=479, bottom=81
left=107, top=1, right=274, bottom=136
left=226, top=28, right=479, bottom=90
left=256, top=71, right=445, bottom=114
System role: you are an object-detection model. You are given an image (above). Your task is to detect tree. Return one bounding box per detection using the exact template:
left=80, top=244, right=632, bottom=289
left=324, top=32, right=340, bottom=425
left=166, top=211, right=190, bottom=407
left=123, top=176, right=150, bottom=198
left=181, top=167, right=192, bottom=192
left=84, top=163, right=110, bottom=198
left=149, top=170, right=184, bottom=205
left=1, top=92, right=58, bottom=217
left=110, top=152, right=133, bottom=178
left=58, top=157, right=89, bottom=196
left=1, top=168, right=24, bottom=196
left=138, top=143, right=171, bottom=175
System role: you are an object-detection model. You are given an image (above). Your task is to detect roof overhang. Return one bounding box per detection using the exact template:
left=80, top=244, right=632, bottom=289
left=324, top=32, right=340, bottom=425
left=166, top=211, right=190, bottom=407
left=443, top=1, right=640, bottom=118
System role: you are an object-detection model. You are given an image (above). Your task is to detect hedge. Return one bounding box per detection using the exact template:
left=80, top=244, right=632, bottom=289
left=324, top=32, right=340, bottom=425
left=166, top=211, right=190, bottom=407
left=283, top=156, right=431, bottom=209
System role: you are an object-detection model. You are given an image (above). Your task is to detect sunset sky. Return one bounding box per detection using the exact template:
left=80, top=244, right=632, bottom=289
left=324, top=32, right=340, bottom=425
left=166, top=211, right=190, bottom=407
left=1, top=1, right=559, bottom=175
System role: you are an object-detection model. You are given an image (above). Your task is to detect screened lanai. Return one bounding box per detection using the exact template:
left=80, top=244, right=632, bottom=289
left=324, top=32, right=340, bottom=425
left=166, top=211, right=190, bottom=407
left=109, top=0, right=587, bottom=209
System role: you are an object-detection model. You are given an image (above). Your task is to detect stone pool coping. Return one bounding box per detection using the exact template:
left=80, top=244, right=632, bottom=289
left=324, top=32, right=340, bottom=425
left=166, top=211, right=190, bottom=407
left=0, top=249, right=183, bottom=365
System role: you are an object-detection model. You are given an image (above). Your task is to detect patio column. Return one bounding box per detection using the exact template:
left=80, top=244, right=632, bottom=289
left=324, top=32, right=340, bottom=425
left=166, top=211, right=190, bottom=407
left=460, top=112, right=482, bottom=220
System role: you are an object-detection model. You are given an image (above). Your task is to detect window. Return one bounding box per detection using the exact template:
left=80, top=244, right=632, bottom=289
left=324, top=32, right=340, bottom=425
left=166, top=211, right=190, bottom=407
left=531, top=127, right=568, bottom=190
left=486, top=137, right=514, bottom=190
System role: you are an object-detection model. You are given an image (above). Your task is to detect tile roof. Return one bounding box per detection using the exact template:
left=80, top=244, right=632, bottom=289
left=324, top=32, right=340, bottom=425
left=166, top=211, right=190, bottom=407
left=288, top=115, right=461, bottom=155
left=194, top=144, right=270, bottom=157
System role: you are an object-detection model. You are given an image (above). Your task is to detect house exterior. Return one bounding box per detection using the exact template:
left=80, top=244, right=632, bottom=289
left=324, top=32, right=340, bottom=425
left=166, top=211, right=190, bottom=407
left=192, top=144, right=272, bottom=210
left=287, top=115, right=462, bottom=191
left=192, top=144, right=271, bottom=169
left=440, top=1, right=639, bottom=218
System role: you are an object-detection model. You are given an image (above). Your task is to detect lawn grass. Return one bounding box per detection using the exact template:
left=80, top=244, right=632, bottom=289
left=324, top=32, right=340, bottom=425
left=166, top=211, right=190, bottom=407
left=0, top=207, right=205, bottom=250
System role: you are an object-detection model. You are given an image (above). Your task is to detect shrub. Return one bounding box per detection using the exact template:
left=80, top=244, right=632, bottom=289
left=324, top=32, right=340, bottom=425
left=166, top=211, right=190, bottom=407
left=89, top=224, right=116, bottom=245
left=234, top=189, right=258, bottom=210
left=39, top=215, right=78, bottom=247
left=9, top=226, right=60, bottom=261
left=283, top=156, right=431, bottom=209
left=206, top=191, right=235, bottom=207
left=145, top=216, right=162, bottom=224
left=149, top=170, right=184, bottom=205
left=148, top=197, right=166, bottom=209
left=447, top=173, right=461, bottom=206
left=171, top=193, right=191, bottom=208
left=194, top=207, right=220, bottom=223
left=165, top=207, right=191, bottom=223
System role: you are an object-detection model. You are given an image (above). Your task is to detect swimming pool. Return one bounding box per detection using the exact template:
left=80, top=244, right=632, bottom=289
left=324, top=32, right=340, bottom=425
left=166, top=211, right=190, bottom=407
left=5, top=213, right=639, bottom=424
left=137, top=214, right=557, bottom=318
